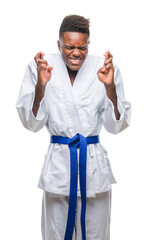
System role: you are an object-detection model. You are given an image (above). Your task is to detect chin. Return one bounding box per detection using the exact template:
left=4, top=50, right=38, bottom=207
left=68, top=64, right=82, bottom=71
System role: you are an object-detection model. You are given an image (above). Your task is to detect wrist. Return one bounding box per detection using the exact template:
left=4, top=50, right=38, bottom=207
left=104, top=82, right=116, bottom=92
left=32, top=85, right=45, bottom=117
left=34, top=82, right=46, bottom=103
left=104, top=83, right=117, bottom=102
left=36, top=81, right=46, bottom=91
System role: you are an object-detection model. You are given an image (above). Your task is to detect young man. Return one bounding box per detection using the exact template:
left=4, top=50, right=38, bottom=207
left=16, top=15, right=131, bottom=240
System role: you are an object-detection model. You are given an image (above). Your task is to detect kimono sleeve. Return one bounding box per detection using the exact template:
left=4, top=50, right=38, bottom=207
left=16, top=60, right=48, bottom=132
left=101, top=65, right=131, bottom=134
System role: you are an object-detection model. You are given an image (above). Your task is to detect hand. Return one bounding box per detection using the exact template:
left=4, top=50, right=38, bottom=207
left=32, top=51, right=53, bottom=117
left=97, top=50, right=114, bottom=87
left=97, top=51, right=120, bottom=120
left=34, top=51, right=53, bottom=88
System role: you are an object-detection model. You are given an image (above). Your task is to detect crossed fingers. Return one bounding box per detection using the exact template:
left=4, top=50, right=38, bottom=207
left=102, top=50, right=113, bottom=71
left=34, top=51, right=49, bottom=71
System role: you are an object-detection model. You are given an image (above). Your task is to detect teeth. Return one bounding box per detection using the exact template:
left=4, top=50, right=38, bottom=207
left=70, top=59, right=81, bottom=64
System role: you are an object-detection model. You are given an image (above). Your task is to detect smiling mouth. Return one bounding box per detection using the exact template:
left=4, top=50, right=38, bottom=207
left=69, top=58, right=83, bottom=65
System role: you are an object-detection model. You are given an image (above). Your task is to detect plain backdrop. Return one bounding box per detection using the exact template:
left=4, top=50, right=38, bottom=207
left=0, top=0, right=147, bottom=239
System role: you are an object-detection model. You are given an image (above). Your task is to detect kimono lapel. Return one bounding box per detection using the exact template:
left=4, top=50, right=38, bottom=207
left=55, top=52, right=84, bottom=134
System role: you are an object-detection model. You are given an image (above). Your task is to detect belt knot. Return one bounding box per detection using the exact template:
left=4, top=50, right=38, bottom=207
left=69, top=133, right=80, bottom=148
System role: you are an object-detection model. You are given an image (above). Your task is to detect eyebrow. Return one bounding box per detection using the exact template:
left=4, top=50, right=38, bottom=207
left=64, top=44, right=88, bottom=49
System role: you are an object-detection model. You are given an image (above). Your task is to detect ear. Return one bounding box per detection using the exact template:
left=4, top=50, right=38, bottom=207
left=57, top=40, right=61, bottom=51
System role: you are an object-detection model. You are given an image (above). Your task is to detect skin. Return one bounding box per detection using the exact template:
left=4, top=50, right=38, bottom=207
left=97, top=50, right=120, bottom=120
left=32, top=51, right=53, bottom=117
left=57, top=32, right=90, bottom=85
left=32, top=32, right=120, bottom=120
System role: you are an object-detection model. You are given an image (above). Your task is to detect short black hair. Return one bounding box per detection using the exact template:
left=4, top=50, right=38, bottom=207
left=59, top=15, right=90, bottom=38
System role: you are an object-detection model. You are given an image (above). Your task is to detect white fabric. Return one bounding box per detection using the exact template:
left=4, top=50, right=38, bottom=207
left=16, top=52, right=131, bottom=197
left=41, top=190, right=111, bottom=240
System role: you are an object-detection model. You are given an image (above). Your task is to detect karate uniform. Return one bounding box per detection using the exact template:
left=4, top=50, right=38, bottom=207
left=16, top=52, right=131, bottom=240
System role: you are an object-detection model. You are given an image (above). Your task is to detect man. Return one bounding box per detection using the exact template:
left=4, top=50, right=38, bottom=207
left=16, top=15, right=131, bottom=240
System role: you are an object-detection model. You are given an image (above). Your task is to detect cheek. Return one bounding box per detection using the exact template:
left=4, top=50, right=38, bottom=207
left=62, top=50, right=69, bottom=59
left=84, top=50, right=88, bottom=56
left=82, top=51, right=88, bottom=59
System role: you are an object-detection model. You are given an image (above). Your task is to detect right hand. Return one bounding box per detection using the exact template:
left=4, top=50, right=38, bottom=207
left=34, top=51, right=53, bottom=88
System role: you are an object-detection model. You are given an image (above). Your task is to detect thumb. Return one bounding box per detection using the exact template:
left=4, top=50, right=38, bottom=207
left=98, top=66, right=106, bottom=73
left=47, top=66, right=53, bottom=72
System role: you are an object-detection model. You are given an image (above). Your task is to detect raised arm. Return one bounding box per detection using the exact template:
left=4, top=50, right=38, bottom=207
left=97, top=50, right=120, bottom=120
left=33, top=52, right=53, bottom=116
left=16, top=52, right=53, bottom=132
left=97, top=51, right=131, bottom=134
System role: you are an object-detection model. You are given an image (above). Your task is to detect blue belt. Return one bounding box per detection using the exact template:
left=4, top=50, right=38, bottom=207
left=51, top=133, right=99, bottom=240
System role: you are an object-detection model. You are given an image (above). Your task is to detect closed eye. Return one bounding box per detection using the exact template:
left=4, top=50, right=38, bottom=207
left=65, top=46, right=74, bottom=50
left=65, top=46, right=88, bottom=51
left=79, top=46, right=88, bottom=51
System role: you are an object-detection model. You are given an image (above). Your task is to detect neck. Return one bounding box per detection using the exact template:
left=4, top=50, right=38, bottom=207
left=67, top=67, right=78, bottom=86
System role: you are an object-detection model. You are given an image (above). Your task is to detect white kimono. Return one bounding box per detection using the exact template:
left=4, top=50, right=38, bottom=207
left=16, top=52, right=131, bottom=198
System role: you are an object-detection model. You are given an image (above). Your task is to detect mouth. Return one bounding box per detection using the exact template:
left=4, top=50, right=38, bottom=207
left=68, top=58, right=83, bottom=65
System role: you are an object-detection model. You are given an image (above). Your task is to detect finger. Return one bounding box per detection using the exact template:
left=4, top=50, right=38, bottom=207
left=108, top=50, right=112, bottom=56
left=107, top=51, right=113, bottom=60
left=38, top=59, right=49, bottom=66
left=38, top=63, right=47, bottom=71
left=34, top=51, right=41, bottom=58
left=103, top=50, right=110, bottom=57
left=98, top=67, right=106, bottom=73
left=39, top=52, right=45, bottom=59
left=42, top=63, right=47, bottom=70
left=104, top=50, right=113, bottom=61
left=105, top=63, right=113, bottom=70
left=40, top=64, right=46, bottom=71
left=47, top=66, right=53, bottom=72
left=104, top=57, right=113, bottom=65
left=103, top=50, right=109, bottom=55
left=36, top=51, right=45, bottom=59
left=34, top=51, right=45, bottom=62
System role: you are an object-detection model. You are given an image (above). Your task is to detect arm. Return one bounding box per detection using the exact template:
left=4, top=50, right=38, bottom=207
left=16, top=52, right=53, bottom=132
left=32, top=82, right=45, bottom=117
left=32, top=52, right=53, bottom=117
left=104, top=84, right=120, bottom=120
left=98, top=51, right=120, bottom=120
left=97, top=51, right=131, bottom=134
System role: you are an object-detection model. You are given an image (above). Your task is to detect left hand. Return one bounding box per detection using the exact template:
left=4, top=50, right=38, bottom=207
left=97, top=50, right=114, bottom=87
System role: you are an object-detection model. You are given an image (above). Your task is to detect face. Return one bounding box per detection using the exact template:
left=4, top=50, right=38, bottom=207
left=58, top=32, right=90, bottom=71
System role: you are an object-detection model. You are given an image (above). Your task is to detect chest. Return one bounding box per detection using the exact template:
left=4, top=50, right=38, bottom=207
left=45, top=71, right=105, bottom=114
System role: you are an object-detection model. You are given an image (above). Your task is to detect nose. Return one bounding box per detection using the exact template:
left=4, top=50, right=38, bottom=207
left=73, top=48, right=80, bottom=57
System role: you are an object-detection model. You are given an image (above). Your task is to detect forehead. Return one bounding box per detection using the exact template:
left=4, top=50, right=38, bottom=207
left=61, top=32, right=89, bottom=46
